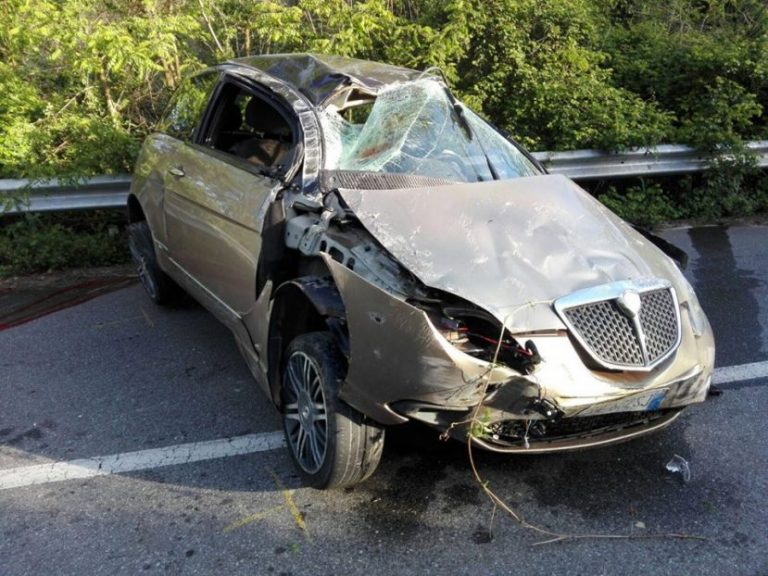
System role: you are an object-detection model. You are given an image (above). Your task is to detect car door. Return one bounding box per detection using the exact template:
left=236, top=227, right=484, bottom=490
left=163, top=75, right=297, bottom=317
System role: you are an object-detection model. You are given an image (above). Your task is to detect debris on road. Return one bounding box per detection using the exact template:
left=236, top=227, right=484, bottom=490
left=666, top=454, right=692, bottom=483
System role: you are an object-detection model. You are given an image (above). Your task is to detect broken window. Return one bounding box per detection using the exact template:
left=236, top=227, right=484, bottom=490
left=200, top=81, right=295, bottom=172
left=159, top=71, right=219, bottom=142
left=320, top=79, right=538, bottom=183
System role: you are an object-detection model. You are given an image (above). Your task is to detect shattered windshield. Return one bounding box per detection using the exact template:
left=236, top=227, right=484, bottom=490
left=320, top=79, right=539, bottom=183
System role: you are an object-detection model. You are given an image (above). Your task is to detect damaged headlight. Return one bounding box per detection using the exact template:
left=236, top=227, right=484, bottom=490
left=427, top=305, right=542, bottom=375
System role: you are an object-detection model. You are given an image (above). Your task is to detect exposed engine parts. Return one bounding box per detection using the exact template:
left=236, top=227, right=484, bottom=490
left=285, top=191, right=426, bottom=298
left=430, top=306, right=543, bottom=375
left=284, top=190, right=545, bottom=382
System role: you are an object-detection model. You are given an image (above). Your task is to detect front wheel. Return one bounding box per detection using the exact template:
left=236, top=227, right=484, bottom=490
left=128, top=221, right=181, bottom=305
left=281, top=332, right=384, bottom=489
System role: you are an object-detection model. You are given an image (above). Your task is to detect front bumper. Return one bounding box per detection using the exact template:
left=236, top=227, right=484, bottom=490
left=470, top=408, right=683, bottom=453
left=324, top=257, right=715, bottom=453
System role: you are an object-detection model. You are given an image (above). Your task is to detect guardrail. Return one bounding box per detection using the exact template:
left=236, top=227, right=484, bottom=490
left=2, top=141, right=768, bottom=214
left=1, top=175, right=132, bottom=214
left=533, top=140, right=768, bottom=180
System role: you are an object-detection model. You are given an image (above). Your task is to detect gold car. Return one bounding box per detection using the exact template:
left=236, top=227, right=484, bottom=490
left=128, top=54, right=715, bottom=488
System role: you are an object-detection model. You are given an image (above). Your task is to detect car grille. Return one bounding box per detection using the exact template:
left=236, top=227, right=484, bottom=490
left=639, top=289, right=680, bottom=360
left=555, top=281, right=681, bottom=371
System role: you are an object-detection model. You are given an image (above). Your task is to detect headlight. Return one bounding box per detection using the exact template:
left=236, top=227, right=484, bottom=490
left=428, top=307, right=541, bottom=374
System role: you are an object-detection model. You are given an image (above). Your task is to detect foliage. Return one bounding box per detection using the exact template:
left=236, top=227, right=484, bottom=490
left=0, top=212, right=129, bottom=275
left=431, top=0, right=674, bottom=151
left=593, top=150, right=768, bottom=226
left=1, top=0, right=767, bottom=228
left=678, top=153, right=768, bottom=220
left=0, top=0, right=201, bottom=179
left=598, top=182, right=680, bottom=227
left=601, top=0, right=768, bottom=150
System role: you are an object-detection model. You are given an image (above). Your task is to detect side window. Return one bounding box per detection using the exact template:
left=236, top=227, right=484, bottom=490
left=200, top=81, right=295, bottom=172
left=158, top=72, right=219, bottom=142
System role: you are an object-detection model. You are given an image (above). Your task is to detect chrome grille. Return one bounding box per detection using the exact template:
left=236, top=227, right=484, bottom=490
left=563, top=301, right=643, bottom=366
left=639, top=289, right=679, bottom=361
left=554, top=279, right=682, bottom=371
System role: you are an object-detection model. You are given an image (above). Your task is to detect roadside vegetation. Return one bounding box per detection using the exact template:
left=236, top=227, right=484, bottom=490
left=0, top=211, right=128, bottom=276
left=1, top=0, right=767, bottom=272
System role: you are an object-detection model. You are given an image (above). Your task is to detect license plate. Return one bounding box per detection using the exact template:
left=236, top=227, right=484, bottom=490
left=578, top=388, right=668, bottom=417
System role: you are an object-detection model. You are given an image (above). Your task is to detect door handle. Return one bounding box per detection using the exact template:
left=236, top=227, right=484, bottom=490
left=168, top=167, right=185, bottom=177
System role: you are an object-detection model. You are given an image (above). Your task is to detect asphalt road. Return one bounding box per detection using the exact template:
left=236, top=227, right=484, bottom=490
left=1, top=225, right=767, bottom=576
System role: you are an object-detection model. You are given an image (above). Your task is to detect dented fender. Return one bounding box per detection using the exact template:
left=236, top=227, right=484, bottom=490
left=322, top=255, right=519, bottom=425
left=273, top=275, right=346, bottom=319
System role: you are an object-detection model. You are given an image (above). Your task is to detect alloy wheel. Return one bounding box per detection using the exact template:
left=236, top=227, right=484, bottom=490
left=283, top=351, right=328, bottom=473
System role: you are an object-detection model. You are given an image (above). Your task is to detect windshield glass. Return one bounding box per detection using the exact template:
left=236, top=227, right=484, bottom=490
left=320, top=79, right=539, bottom=183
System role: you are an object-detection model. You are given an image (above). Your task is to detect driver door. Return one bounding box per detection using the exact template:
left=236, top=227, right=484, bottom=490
left=163, top=77, right=295, bottom=316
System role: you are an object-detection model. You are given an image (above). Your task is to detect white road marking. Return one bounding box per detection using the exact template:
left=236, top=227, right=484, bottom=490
left=713, top=360, right=768, bottom=385
left=0, top=431, right=285, bottom=491
left=1, top=361, right=767, bottom=492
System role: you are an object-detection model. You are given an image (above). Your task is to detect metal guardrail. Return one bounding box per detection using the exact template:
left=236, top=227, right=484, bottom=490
left=2, top=141, right=768, bottom=213
left=532, top=140, right=768, bottom=180
left=1, top=175, right=132, bottom=214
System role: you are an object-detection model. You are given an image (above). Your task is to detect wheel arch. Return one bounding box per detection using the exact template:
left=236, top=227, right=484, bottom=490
left=267, top=275, right=348, bottom=405
left=127, top=193, right=146, bottom=223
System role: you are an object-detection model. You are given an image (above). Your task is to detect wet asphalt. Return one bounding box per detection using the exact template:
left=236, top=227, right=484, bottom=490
left=1, top=225, right=767, bottom=576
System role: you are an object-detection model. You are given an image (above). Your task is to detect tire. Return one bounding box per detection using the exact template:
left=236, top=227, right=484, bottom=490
left=281, top=332, right=384, bottom=489
left=128, top=221, right=180, bottom=305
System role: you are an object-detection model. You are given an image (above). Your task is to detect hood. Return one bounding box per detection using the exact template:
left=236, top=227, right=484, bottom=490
left=338, top=174, right=687, bottom=332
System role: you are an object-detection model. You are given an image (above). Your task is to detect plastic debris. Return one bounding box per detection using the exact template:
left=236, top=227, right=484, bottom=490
left=665, top=454, right=692, bottom=483
left=707, top=384, right=723, bottom=397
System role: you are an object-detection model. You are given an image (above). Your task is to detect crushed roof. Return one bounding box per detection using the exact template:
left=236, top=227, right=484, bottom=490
left=230, top=53, right=425, bottom=105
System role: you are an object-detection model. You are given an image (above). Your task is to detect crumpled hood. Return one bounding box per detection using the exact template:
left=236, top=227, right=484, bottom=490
left=338, top=174, right=687, bottom=331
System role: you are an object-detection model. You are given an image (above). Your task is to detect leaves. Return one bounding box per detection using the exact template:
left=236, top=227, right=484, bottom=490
left=0, top=0, right=766, bottom=179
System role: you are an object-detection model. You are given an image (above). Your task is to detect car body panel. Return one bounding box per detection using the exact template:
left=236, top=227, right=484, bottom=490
left=130, top=133, right=178, bottom=247
left=234, top=53, right=424, bottom=105
left=323, top=252, right=713, bottom=424
left=322, top=254, right=519, bottom=425
left=162, top=144, right=278, bottom=315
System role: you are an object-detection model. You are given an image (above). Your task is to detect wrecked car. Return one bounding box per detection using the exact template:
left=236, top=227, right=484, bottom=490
left=127, top=53, right=715, bottom=488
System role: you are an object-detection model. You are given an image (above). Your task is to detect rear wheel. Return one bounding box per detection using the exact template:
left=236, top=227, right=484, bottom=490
left=281, top=332, right=384, bottom=489
left=128, top=221, right=180, bottom=305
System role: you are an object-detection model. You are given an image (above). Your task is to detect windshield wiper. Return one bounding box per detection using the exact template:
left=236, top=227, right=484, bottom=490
left=442, top=87, right=500, bottom=181
left=417, top=67, right=502, bottom=181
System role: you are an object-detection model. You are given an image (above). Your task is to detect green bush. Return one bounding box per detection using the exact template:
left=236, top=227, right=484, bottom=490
left=1, top=0, right=767, bottom=179
left=593, top=149, right=768, bottom=227
left=601, top=0, right=768, bottom=150
left=442, top=0, right=674, bottom=151
left=678, top=153, right=768, bottom=219
left=0, top=212, right=129, bottom=275
left=597, top=182, right=679, bottom=227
